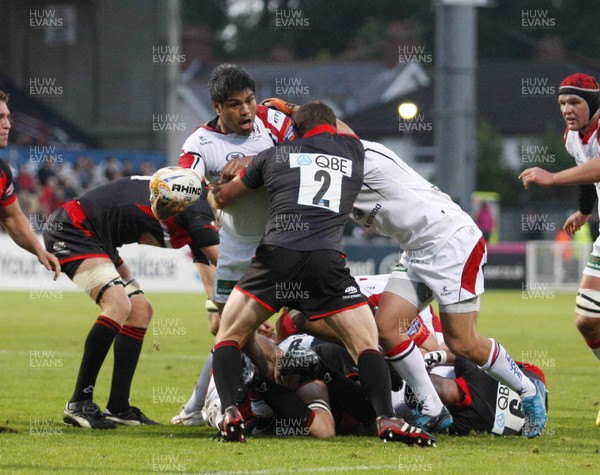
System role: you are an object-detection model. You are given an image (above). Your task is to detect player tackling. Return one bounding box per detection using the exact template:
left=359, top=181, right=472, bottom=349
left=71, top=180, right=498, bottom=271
left=210, top=101, right=435, bottom=446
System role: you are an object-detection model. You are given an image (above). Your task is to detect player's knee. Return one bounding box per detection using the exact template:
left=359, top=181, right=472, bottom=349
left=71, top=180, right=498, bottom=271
left=575, top=313, right=600, bottom=337
left=206, top=300, right=220, bottom=335
left=307, top=401, right=335, bottom=438
left=100, top=291, right=131, bottom=324
left=126, top=296, right=153, bottom=327
left=208, top=312, right=220, bottom=335
left=444, top=335, right=477, bottom=359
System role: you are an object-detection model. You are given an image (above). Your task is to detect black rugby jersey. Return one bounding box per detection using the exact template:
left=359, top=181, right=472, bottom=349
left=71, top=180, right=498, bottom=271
left=0, top=159, right=17, bottom=207
left=74, top=176, right=215, bottom=259
left=241, top=125, right=364, bottom=252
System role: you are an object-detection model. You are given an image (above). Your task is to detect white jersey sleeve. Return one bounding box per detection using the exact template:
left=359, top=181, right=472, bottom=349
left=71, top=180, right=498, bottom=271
left=353, top=140, right=475, bottom=256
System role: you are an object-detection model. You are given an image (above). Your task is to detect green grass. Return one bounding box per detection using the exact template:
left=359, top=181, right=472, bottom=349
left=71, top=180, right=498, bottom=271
left=0, top=290, right=599, bottom=474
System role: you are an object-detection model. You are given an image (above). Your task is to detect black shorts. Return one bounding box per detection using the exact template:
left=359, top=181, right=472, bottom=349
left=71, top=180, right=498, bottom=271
left=43, top=201, right=118, bottom=279
left=236, top=245, right=367, bottom=319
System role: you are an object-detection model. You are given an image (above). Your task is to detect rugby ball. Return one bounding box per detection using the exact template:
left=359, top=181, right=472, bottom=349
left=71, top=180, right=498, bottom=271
left=149, top=166, right=204, bottom=203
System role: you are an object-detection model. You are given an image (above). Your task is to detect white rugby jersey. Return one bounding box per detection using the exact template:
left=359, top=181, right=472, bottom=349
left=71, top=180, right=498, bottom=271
left=564, top=117, right=600, bottom=202
left=179, top=106, right=294, bottom=241
left=352, top=140, right=474, bottom=256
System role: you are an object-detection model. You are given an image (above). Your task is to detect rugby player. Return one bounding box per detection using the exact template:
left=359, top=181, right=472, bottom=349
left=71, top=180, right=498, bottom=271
left=0, top=90, right=60, bottom=278
left=209, top=101, right=434, bottom=446
left=169, top=64, right=295, bottom=426
left=43, top=176, right=218, bottom=428
left=519, top=73, right=600, bottom=426
left=262, top=97, right=547, bottom=438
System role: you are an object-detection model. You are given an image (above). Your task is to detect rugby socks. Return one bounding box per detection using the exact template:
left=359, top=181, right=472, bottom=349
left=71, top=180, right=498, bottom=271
left=385, top=340, right=444, bottom=415
left=357, top=349, right=395, bottom=418
left=261, top=379, right=313, bottom=428
left=106, top=325, right=147, bottom=413
left=212, top=341, right=245, bottom=409
left=480, top=338, right=537, bottom=398
left=584, top=336, right=600, bottom=361
left=70, top=316, right=121, bottom=403
left=183, top=352, right=214, bottom=413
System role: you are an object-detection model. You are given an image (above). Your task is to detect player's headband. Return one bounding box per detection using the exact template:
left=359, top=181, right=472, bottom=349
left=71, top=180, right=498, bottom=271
left=559, top=73, right=600, bottom=121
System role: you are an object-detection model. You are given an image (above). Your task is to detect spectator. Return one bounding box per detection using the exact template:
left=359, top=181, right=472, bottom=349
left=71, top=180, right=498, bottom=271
left=475, top=201, right=494, bottom=243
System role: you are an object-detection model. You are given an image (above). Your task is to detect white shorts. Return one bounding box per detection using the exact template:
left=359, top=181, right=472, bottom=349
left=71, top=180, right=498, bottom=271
left=214, top=230, right=260, bottom=304
left=582, top=235, right=600, bottom=278
left=385, top=226, right=486, bottom=309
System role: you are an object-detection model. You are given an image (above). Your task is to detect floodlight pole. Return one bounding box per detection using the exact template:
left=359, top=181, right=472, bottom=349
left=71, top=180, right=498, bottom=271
left=434, top=0, right=482, bottom=214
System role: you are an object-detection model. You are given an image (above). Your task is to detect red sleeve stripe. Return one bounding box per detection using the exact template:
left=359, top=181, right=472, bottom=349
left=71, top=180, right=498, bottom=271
left=0, top=193, right=17, bottom=207
left=454, top=376, right=473, bottom=408
left=179, top=151, right=201, bottom=169
left=256, top=106, right=295, bottom=142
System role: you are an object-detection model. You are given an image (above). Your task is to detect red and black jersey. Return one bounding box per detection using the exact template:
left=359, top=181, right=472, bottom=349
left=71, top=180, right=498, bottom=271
left=0, top=158, right=17, bottom=207
left=241, top=126, right=364, bottom=252
left=44, top=176, right=218, bottom=265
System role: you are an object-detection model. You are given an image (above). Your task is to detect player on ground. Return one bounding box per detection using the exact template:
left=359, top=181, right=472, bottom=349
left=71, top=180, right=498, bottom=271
left=0, top=90, right=60, bottom=278
left=43, top=176, right=218, bottom=429
left=209, top=101, right=435, bottom=446
left=169, top=64, right=294, bottom=426
left=519, top=72, right=600, bottom=426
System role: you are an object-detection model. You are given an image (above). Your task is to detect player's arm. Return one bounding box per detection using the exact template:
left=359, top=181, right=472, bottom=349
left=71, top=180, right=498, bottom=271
left=210, top=175, right=250, bottom=208
left=0, top=200, right=60, bottom=279
left=519, top=156, right=600, bottom=188
left=261, top=97, right=355, bottom=135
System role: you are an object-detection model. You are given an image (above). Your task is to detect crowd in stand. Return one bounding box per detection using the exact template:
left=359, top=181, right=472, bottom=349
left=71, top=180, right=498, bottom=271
left=5, top=157, right=157, bottom=233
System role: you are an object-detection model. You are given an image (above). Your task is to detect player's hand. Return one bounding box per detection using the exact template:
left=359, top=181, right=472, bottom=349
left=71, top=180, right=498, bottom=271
left=518, top=167, right=556, bottom=189
left=38, top=251, right=61, bottom=280
left=259, top=98, right=299, bottom=117
left=257, top=321, right=275, bottom=340
left=563, top=210, right=590, bottom=237
left=220, top=156, right=254, bottom=183
left=150, top=193, right=190, bottom=220
left=423, top=350, right=447, bottom=368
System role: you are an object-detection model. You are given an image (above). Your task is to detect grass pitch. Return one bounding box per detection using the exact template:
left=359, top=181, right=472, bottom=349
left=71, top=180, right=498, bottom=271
left=0, top=289, right=599, bottom=474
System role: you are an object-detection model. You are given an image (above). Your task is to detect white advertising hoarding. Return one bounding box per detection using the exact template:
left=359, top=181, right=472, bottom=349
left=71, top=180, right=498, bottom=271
left=0, top=235, right=204, bottom=292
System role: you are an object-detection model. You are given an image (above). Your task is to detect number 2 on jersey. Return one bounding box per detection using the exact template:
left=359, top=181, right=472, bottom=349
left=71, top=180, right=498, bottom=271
left=290, top=153, right=353, bottom=213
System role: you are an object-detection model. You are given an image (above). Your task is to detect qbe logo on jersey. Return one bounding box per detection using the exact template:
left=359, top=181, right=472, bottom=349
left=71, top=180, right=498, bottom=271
left=290, top=153, right=352, bottom=213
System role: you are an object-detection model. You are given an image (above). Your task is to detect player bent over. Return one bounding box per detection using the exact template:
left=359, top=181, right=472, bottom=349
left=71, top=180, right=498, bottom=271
left=209, top=101, right=434, bottom=446
left=43, top=176, right=218, bottom=429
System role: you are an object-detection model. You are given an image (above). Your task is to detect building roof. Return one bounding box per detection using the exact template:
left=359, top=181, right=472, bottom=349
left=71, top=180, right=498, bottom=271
left=183, top=59, right=600, bottom=140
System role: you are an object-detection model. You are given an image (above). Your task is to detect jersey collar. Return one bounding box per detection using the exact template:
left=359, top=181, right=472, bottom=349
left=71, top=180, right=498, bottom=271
left=303, top=124, right=337, bottom=138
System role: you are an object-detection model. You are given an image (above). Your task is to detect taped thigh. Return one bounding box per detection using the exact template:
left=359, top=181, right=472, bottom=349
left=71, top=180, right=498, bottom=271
left=72, top=263, right=123, bottom=304
left=576, top=289, right=600, bottom=318
left=124, top=278, right=144, bottom=299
